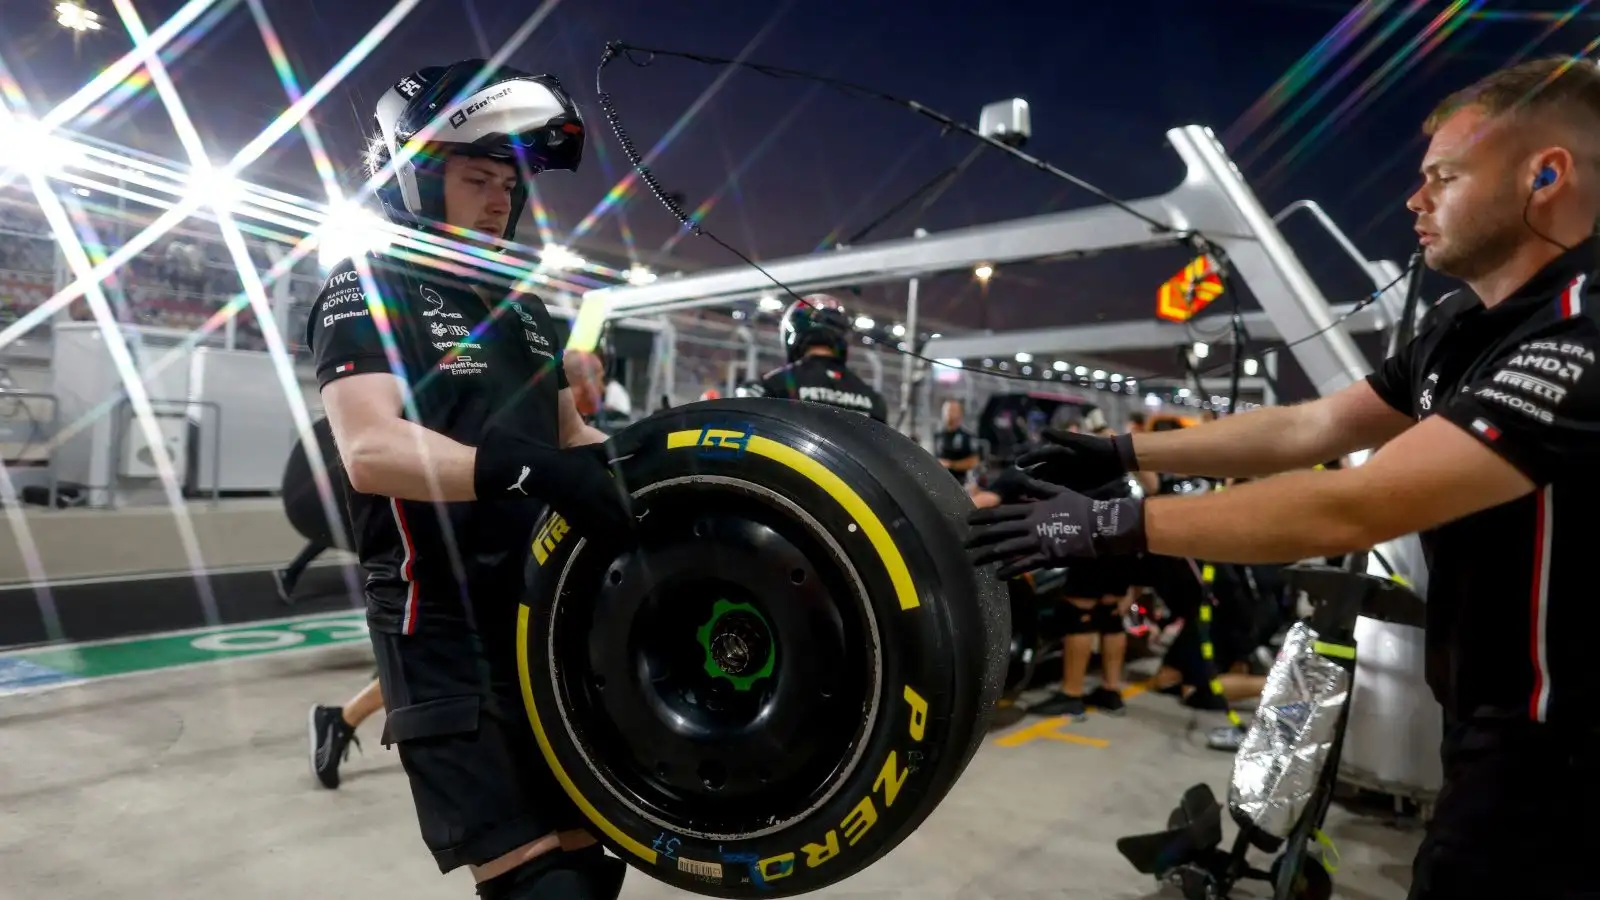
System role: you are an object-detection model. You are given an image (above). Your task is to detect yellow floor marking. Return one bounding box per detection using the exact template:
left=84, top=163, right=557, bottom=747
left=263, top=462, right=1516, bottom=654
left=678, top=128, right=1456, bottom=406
left=994, top=682, right=1152, bottom=748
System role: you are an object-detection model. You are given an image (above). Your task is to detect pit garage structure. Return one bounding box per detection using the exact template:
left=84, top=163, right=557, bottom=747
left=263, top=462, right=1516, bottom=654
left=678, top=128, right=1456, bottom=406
left=589, top=124, right=1445, bottom=808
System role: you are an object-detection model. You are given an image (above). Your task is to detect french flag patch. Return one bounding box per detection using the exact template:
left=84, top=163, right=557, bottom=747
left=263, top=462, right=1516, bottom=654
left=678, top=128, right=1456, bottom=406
left=335, top=362, right=355, bottom=374
left=1471, top=418, right=1501, bottom=441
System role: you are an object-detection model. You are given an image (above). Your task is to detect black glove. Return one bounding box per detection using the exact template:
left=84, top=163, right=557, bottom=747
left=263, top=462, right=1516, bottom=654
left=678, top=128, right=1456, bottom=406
left=965, top=475, right=1145, bottom=580
left=475, top=426, right=637, bottom=549
left=1015, top=429, right=1139, bottom=492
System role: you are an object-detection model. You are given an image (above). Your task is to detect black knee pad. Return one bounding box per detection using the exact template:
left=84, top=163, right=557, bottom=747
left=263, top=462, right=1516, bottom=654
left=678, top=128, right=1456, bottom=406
left=476, top=847, right=626, bottom=900
left=1093, top=602, right=1125, bottom=635
left=1061, top=601, right=1098, bottom=635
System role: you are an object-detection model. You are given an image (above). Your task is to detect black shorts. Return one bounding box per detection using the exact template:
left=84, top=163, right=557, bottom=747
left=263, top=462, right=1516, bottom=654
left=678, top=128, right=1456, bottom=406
left=1063, top=557, right=1136, bottom=599
left=373, top=592, right=584, bottom=873
left=1408, top=718, right=1600, bottom=898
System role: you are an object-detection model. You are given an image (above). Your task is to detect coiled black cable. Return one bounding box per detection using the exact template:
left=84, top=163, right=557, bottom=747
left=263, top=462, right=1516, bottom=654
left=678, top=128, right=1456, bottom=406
left=594, top=40, right=1418, bottom=404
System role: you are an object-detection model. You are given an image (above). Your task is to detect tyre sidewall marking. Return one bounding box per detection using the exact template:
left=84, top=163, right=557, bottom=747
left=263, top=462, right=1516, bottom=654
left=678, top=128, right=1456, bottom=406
left=519, top=416, right=953, bottom=892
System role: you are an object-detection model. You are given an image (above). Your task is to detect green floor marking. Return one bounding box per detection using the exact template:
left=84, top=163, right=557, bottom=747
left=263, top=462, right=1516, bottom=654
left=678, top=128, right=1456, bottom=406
left=1, top=612, right=369, bottom=683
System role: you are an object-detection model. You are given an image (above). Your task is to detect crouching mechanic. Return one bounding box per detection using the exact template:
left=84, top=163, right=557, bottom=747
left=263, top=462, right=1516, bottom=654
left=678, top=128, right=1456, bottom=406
left=735, top=294, right=890, bottom=422
left=965, top=56, right=1600, bottom=899
left=310, top=60, right=634, bottom=899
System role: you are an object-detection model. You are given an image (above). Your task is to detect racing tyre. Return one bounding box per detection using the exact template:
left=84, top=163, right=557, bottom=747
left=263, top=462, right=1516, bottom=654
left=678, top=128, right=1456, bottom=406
left=519, top=398, right=1008, bottom=897
left=1003, top=578, right=1041, bottom=701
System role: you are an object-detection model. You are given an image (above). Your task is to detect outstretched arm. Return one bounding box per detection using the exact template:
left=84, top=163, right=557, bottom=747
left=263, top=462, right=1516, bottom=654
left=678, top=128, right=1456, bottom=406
left=1141, top=415, right=1532, bottom=563
left=1131, top=380, right=1413, bottom=479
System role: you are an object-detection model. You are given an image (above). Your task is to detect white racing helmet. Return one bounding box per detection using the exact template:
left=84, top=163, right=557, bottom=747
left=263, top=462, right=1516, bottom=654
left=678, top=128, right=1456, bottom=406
left=368, top=59, right=584, bottom=240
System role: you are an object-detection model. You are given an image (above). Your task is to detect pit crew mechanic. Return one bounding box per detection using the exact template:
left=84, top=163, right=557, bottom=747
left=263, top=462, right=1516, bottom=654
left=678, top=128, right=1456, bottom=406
left=965, top=57, right=1600, bottom=899
left=933, top=399, right=981, bottom=484
left=309, top=60, right=634, bottom=900
left=735, top=294, right=890, bottom=422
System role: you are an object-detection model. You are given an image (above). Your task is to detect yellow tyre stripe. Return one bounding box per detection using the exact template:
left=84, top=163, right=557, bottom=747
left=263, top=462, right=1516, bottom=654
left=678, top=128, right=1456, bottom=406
left=518, top=425, right=920, bottom=868
left=517, top=604, right=659, bottom=864
left=665, top=429, right=918, bottom=611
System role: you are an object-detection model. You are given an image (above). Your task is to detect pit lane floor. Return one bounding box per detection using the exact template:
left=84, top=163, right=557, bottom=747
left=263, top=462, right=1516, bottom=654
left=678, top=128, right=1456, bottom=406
left=0, top=641, right=1423, bottom=900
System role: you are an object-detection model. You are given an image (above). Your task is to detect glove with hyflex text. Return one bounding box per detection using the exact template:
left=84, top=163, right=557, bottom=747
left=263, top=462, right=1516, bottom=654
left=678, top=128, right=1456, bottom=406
left=474, top=425, right=637, bottom=549
left=1015, top=428, right=1139, bottom=493
left=965, top=475, right=1145, bottom=580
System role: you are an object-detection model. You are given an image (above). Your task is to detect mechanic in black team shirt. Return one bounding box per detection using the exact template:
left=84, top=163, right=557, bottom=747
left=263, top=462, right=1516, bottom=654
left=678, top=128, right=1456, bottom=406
left=933, top=399, right=981, bottom=484
left=736, top=294, right=889, bottom=422
left=965, top=57, right=1600, bottom=899
left=307, top=60, right=632, bottom=900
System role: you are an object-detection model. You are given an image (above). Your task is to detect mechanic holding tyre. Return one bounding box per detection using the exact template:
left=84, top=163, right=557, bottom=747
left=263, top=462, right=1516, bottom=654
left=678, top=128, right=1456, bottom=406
left=307, top=60, right=635, bottom=900
left=735, top=294, right=890, bottom=422
left=967, top=57, right=1600, bottom=899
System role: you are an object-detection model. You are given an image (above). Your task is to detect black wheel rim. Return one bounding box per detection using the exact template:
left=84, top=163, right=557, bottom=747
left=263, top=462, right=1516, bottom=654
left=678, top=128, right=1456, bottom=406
left=547, top=478, right=880, bottom=839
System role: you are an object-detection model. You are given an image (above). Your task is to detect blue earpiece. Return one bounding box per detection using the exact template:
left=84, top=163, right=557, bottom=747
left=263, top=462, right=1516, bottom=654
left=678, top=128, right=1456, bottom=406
left=1534, top=167, right=1558, bottom=190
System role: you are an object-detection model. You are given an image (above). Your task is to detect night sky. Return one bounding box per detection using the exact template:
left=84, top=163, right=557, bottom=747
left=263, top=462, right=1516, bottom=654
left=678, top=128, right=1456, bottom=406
left=4, top=0, right=1597, bottom=387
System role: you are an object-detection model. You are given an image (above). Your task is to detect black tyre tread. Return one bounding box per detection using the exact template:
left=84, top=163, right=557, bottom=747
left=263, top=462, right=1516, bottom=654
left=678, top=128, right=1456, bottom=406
left=717, top=400, right=1008, bottom=774
left=524, top=398, right=1003, bottom=897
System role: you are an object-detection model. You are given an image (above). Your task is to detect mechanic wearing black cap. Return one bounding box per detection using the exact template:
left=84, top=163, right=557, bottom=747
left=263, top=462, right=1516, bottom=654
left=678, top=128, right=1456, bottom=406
left=965, top=56, right=1600, bottom=898
left=306, top=60, right=632, bottom=900
left=735, top=294, right=890, bottom=422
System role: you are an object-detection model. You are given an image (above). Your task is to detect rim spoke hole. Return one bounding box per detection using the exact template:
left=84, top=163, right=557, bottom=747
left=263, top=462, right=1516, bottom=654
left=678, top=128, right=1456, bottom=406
left=790, top=568, right=806, bottom=585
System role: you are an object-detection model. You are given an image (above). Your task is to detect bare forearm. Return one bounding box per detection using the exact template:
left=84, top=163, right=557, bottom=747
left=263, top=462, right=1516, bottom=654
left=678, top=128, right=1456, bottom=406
left=563, top=423, right=609, bottom=448
left=1131, top=404, right=1331, bottom=478
left=1142, top=469, right=1373, bottom=564
left=346, top=418, right=479, bottom=502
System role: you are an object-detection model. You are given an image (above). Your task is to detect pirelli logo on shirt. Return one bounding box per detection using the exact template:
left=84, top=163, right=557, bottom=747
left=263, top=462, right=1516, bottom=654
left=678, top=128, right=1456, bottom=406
left=1491, top=369, right=1568, bottom=405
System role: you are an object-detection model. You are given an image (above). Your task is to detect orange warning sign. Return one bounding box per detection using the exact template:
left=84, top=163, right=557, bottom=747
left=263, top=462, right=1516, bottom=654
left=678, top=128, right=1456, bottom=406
left=1156, top=255, right=1224, bottom=322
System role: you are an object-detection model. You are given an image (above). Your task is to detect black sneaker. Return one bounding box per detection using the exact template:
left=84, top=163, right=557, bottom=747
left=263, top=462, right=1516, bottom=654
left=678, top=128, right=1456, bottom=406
left=1028, top=692, right=1087, bottom=720
left=1086, top=686, right=1126, bottom=715
left=308, top=705, right=360, bottom=789
left=1182, top=689, right=1231, bottom=712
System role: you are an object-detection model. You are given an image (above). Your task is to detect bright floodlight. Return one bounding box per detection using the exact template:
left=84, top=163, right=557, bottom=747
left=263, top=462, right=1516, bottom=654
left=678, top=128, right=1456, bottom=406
left=189, top=164, right=244, bottom=214
left=626, top=264, right=657, bottom=286
left=758, top=293, right=782, bottom=312
left=1052, top=360, right=1068, bottom=372
left=57, top=2, right=102, bottom=31
left=855, top=316, right=875, bottom=330
left=0, top=116, right=81, bottom=177
left=891, top=323, right=906, bottom=337
left=317, top=200, right=393, bottom=269
left=539, top=243, right=586, bottom=272
left=1192, top=341, right=1210, bottom=359
left=1244, top=358, right=1260, bottom=376
left=1015, top=351, right=1032, bottom=364
left=974, top=264, right=994, bottom=282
